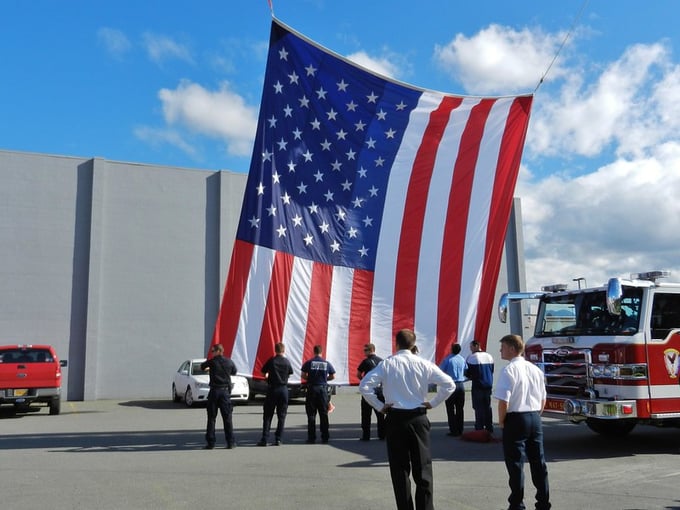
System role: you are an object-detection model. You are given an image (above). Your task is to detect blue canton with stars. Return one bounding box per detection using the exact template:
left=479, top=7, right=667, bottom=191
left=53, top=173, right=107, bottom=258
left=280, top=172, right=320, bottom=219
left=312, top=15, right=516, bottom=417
left=236, top=21, right=421, bottom=271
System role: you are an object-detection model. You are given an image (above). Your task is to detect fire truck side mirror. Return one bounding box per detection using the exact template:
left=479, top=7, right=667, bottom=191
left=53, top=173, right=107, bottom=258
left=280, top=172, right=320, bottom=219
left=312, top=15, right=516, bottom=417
left=606, top=277, right=623, bottom=316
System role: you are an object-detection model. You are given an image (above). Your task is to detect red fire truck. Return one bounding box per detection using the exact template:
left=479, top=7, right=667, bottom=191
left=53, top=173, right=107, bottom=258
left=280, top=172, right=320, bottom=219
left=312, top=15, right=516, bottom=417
left=499, top=271, right=680, bottom=435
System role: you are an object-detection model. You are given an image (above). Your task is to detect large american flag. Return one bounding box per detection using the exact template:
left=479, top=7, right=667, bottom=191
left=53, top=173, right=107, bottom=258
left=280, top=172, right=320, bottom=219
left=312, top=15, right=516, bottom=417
left=212, top=19, right=532, bottom=385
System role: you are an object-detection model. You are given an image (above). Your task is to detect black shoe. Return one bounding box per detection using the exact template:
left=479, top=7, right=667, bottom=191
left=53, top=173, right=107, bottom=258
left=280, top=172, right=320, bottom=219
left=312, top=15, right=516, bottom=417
left=226, top=443, right=236, bottom=449
left=321, top=438, right=329, bottom=444
left=305, top=439, right=315, bottom=444
left=359, top=437, right=370, bottom=441
left=273, top=440, right=281, bottom=446
left=256, top=440, right=267, bottom=447
left=203, top=444, right=215, bottom=450
left=447, top=432, right=461, bottom=437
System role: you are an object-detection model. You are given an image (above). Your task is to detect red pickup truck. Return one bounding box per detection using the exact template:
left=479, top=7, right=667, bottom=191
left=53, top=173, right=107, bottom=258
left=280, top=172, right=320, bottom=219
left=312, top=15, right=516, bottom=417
left=0, top=344, right=67, bottom=415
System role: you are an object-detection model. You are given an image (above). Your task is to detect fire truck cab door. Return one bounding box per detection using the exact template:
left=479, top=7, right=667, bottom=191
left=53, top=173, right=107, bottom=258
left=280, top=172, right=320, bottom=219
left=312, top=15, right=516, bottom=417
left=646, top=292, right=680, bottom=415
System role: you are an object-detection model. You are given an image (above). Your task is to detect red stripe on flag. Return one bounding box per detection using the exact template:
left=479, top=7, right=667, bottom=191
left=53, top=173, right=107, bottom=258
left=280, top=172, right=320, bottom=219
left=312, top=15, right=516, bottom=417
left=347, top=268, right=374, bottom=384
left=211, top=239, right=254, bottom=356
left=302, top=262, right=333, bottom=363
left=436, top=99, right=495, bottom=363
left=474, top=96, right=533, bottom=350
left=392, top=96, right=462, bottom=339
left=253, top=250, right=294, bottom=376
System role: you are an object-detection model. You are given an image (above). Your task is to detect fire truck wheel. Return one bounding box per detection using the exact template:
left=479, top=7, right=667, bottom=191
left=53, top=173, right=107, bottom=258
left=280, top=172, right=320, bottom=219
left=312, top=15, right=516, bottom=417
left=585, top=418, right=636, bottom=436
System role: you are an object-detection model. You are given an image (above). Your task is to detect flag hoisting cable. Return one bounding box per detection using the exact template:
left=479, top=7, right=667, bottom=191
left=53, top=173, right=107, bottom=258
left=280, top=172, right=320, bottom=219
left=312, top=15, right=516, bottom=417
left=534, top=0, right=590, bottom=93
left=267, top=0, right=274, bottom=17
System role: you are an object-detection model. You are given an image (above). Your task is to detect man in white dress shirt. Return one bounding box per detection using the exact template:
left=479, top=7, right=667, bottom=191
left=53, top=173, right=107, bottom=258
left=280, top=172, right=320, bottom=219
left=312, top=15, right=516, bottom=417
left=360, top=329, right=455, bottom=510
left=494, top=334, right=551, bottom=510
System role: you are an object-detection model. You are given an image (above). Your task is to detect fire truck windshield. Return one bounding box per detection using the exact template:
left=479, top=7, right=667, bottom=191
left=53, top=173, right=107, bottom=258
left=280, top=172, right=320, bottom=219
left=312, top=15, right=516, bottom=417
left=535, top=287, right=642, bottom=337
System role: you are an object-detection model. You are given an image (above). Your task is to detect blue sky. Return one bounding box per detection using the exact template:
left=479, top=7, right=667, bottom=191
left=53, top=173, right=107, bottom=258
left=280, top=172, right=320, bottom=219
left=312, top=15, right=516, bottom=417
left=3, top=0, right=680, bottom=290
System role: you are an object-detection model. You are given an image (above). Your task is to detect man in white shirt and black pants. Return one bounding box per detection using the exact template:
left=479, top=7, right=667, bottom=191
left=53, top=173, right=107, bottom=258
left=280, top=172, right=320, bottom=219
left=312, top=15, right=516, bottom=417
left=494, top=334, right=551, bottom=510
left=360, top=329, right=455, bottom=510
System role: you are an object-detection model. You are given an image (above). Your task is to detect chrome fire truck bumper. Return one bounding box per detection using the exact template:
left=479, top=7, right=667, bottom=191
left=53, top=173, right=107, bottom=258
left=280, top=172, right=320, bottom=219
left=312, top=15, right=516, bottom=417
left=561, top=398, right=638, bottom=420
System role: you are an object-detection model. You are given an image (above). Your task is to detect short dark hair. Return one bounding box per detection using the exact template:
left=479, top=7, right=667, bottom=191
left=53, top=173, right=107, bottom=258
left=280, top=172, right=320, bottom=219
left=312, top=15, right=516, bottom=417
left=313, top=345, right=323, bottom=355
left=275, top=342, right=285, bottom=354
left=451, top=343, right=462, bottom=355
left=212, top=344, right=224, bottom=354
left=395, top=329, right=416, bottom=350
left=499, top=334, right=524, bottom=354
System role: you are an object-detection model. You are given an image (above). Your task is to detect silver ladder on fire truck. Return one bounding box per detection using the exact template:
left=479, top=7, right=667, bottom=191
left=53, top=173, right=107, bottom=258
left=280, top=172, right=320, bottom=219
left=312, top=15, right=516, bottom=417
left=499, top=271, right=680, bottom=436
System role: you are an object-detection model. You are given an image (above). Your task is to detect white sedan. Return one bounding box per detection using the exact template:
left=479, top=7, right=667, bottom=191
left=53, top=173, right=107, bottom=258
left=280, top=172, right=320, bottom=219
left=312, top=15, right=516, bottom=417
left=172, top=359, right=250, bottom=407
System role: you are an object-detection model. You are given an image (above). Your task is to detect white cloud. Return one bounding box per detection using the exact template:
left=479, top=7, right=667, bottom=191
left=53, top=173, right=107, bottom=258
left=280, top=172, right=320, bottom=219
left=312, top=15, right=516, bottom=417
left=157, top=80, right=257, bottom=157
left=529, top=42, right=670, bottom=159
left=97, top=27, right=131, bottom=59
left=345, top=50, right=400, bottom=79
left=142, top=33, right=193, bottom=65
left=433, top=24, right=568, bottom=94
left=517, top=142, right=680, bottom=291
left=133, top=126, right=198, bottom=158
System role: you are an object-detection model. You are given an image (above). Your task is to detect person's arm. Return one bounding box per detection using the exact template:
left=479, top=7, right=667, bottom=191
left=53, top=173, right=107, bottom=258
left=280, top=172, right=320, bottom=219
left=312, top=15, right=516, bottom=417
left=359, top=366, right=386, bottom=412
left=328, top=372, right=335, bottom=381
left=497, top=399, right=508, bottom=428
left=425, top=365, right=455, bottom=408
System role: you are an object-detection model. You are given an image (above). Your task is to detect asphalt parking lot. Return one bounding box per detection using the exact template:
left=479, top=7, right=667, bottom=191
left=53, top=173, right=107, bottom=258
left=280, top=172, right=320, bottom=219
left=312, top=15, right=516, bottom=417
left=2, top=388, right=680, bottom=510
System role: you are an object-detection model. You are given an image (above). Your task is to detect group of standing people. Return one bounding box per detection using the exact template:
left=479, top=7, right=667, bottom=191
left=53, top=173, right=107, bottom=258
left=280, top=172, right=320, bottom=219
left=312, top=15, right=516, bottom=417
left=202, top=331, right=550, bottom=510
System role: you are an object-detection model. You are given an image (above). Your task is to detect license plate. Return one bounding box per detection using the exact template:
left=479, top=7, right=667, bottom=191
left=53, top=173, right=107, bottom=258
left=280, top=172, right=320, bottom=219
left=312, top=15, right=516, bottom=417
left=545, top=399, right=564, bottom=411
left=11, top=389, right=28, bottom=397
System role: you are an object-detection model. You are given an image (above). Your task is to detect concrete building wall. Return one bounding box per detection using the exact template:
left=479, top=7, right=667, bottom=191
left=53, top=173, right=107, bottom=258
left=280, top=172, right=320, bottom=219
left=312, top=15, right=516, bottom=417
left=0, top=149, right=523, bottom=400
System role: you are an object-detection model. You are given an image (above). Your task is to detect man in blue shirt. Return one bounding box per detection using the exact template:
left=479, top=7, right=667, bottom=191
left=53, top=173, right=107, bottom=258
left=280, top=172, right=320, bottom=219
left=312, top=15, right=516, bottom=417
left=301, top=345, right=336, bottom=443
left=439, top=343, right=468, bottom=436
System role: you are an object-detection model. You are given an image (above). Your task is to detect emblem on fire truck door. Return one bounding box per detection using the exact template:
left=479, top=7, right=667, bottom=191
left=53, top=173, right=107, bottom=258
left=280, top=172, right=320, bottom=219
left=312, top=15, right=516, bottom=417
left=663, top=348, right=679, bottom=378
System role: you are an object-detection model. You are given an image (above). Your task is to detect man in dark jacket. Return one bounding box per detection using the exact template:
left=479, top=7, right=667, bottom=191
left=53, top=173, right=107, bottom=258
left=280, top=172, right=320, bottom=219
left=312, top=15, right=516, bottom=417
left=257, top=342, right=294, bottom=446
left=201, top=344, right=238, bottom=449
left=356, top=343, right=385, bottom=441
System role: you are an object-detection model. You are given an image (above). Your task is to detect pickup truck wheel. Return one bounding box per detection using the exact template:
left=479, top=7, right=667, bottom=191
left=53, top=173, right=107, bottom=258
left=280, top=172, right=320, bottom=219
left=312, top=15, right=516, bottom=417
left=184, top=387, right=195, bottom=407
left=586, top=418, right=636, bottom=436
left=49, top=397, right=61, bottom=415
left=172, top=383, right=181, bottom=403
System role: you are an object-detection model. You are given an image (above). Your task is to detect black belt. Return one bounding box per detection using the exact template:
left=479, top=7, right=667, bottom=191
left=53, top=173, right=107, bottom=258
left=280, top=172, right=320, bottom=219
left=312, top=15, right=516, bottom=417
left=210, top=385, right=229, bottom=389
left=388, top=407, right=427, bottom=416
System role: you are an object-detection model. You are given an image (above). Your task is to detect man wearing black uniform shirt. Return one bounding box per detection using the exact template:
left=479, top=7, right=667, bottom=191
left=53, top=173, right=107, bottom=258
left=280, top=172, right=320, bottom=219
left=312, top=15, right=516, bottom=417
left=257, top=342, right=294, bottom=446
left=356, top=343, right=385, bottom=441
left=200, top=344, right=238, bottom=449
left=301, top=345, right=336, bottom=443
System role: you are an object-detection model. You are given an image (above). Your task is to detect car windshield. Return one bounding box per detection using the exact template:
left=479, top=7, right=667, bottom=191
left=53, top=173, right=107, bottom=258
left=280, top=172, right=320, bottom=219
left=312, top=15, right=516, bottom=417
left=0, top=348, right=54, bottom=363
left=535, top=286, right=642, bottom=337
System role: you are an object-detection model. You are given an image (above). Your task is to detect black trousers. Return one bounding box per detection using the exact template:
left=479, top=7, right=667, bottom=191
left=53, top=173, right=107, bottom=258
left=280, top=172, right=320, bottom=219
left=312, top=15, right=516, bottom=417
left=385, top=409, right=433, bottom=510
left=261, top=385, right=289, bottom=442
left=502, top=411, right=551, bottom=510
left=361, top=395, right=385, bottom=439
left=471, top=387, right=494, bottom=432
left=305, top=385, right=330, bottom=441
left=444, top=382, right=465, bottom=435
left=205, top=387, right=234, bottom=447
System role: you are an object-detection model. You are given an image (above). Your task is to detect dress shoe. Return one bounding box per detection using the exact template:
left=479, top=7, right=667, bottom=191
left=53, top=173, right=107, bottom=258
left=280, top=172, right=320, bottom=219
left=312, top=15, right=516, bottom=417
left=203, top=444, right=215, bottom=450
left=256, top=440, right=267, bottom=447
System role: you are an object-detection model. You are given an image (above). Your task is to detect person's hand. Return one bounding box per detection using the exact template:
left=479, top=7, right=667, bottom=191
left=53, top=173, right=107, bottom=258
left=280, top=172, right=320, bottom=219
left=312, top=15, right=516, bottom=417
left=422, top=402, right=433, bottom=409
left=380, top=403, right=393, bottom=414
